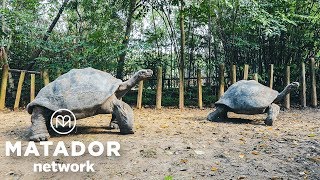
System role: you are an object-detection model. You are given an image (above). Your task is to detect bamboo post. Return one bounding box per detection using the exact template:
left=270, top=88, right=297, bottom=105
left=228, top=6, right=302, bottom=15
left=197, top=69, right=203, bottom=109
left=0, top=64, right=9, bottom=109
left=284, top=66, right=290, bottom=109
left=269, top=64, right=274, bottom=89
left=231, top=64, right=236, bottom=84
left=30, top=74, right=35, bottom=102
left=14, top=71, right=26, bottom=110
left=218, top=64, right=225, bottom=99
left=243, top=64, right=249, bottom=80
left=156, top=66, right=162, bottom=109
left=300, top=62, right=306, bottom=108
left=42, top=70, right=50, bottom=86
left=136, top=80, right=143, bottom=109
left=253, top=73, right=258, bottom=81
left=310, top=58, right=317, bottom=107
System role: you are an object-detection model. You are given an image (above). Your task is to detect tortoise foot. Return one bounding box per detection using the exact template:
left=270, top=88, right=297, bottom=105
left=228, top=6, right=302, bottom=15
left=30, top=133, right=50, bottom=142
left=264, top=118, right=273, bottom=126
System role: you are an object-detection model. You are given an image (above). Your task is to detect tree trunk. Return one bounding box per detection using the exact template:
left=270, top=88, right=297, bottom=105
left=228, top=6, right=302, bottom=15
left=25, top=0, right=70, bottom=70
left=116, top=0, right=137, bottom=80
left=179, top=0, right=185, bottom=109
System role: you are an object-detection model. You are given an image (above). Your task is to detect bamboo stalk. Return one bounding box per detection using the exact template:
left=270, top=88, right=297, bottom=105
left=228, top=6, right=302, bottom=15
left=310, top=58, right=317, bottom=107
left=300, top=62, right=306, bottom=108
left=284, top=66, right=290, bottom=109
left=231, top=64, right=236, bottom=84
left=14, top=71, right=26, bottom=110
left=269, top=64, right=274, bottom=89
left=197, top=69, right=203, bottom=109
left=42, top=70, right=50, bottom=86
left=136, top=80, right=143, bottom=109
left=30, top=74, right=35, bottom=102
left=218, top=63, right=225, bottom=99
left=0, top=64, right=9, bottom=109
left=243, top=64, right=249, bottom=80
left=253, top=73, right=258, bottom=81
left=156, top=66, right=162, bottom=109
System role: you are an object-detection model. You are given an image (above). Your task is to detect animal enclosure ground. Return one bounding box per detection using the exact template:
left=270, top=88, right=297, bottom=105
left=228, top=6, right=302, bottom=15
left=0, top=108, right=319, bottom=179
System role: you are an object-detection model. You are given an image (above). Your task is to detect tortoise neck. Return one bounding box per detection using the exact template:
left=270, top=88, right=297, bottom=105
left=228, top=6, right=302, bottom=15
left=274, top=84, right=293, bottom=103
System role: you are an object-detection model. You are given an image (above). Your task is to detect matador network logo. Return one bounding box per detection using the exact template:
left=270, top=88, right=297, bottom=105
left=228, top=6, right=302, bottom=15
left=50, top=109, right=77, bottom=134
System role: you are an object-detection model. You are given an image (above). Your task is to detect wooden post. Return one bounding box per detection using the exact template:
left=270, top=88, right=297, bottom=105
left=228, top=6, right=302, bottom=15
left=253, top=73, right=258, bottom=81
left=156, top=66, right=162, bottom=109
left=179, top=70, right=184, bottom=109
left=231, top=64, right=236, bottom=84
left=284, top=66, right=290, bottom=109
left=310, top=58, right=317, bottom=107
left=30, top=74, right=35, bottom=102
left=42, top=70, right=50, bottom=86
left=269, top=64, right=274, bottom=89
left=14, top=71, right=26, bottom=110
left=136, top=80, right=143, bottom=109
left=197, top=69, right=203, bottom=109
left=243, top=64, right=249, bottom=80
left=0, top=64, right=9, bottom=109
left=218, top=64, right=225, bottom=99
left=300, top=62, right=306, bottom=108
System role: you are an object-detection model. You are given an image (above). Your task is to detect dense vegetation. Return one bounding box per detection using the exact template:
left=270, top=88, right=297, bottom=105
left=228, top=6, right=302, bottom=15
left=0, top=0, right=319, bottom=107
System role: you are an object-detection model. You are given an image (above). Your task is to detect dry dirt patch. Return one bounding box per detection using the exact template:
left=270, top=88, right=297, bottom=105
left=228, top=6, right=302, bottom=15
left=0, top=108, right=319, bottom=179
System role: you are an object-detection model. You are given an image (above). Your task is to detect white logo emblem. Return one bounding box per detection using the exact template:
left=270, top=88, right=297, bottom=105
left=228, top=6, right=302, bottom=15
left=50, top=109, right=76, bottom=135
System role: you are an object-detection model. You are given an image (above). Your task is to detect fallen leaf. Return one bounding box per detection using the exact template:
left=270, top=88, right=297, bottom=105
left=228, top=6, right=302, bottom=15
left=194, top=150, right=205, bottom=155
left=308, top=134, right=316, bottom=137
left=160, top=124, right=169, bottom=128
left=211, top=167, right=218, bottom=171
left=251, top=151, right=259, bottom=155
left=239, top=154, right=245, bottom=158
left=180, top=159, right=188, bottom=164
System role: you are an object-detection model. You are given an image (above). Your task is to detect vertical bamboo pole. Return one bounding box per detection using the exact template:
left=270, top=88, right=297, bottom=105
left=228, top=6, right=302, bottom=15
left=197, top=69, right=203, bottom=109
left=30, top=74, right=35, bottom=102
left=243, top=64, right=249, bottom=80
left=42, top=70, right=50, bottom=86
left=310, top=58, right=317, bottom=107
left=300, top=62, right=306, bottom=108
left=136, top=80, right=143, bottom=109
left=269, top=64, right=274, bottom=89
left=14, top=71, right=26, bottom=110
left=253, top=73, right=258, bottom=81
left=156, top=67, right=162, bottom=109
left=0, top=64, right=9, bottom=109
left=218, top=64, right=225, bottom=99
left=284, top=66, right=290, bottom=109
left=231, top=64, right=236, bottom=84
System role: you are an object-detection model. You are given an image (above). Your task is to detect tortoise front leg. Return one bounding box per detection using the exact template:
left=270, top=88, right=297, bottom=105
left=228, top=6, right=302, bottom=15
left=30, top=106, right=51, bottom=141
left=113, top=100, right=134, bottom=134
left=264, top=103, right=280, bottom=126
left=109, top=114, right=119, bottom=129
left=207, top=106, right=228, bottom=121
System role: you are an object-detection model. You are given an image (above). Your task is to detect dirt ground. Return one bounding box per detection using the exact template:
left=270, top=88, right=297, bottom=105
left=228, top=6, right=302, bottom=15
left=0, top=107, right=319, bottom=180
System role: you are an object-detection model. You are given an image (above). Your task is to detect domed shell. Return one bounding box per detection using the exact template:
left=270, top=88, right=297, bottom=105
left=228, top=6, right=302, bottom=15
left=215, top=80, right=279, bottom=114
left=27, top=67, right=122, bottom=114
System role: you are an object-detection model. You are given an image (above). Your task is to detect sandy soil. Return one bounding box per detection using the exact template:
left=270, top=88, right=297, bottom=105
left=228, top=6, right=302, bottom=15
left=0, top=108, right=319, bottom=180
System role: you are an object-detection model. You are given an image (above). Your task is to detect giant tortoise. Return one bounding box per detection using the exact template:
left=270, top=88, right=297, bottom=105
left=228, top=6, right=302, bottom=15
left=207, top=80, right=299, bottom=125
left=27, top=67, right=153, bottom=141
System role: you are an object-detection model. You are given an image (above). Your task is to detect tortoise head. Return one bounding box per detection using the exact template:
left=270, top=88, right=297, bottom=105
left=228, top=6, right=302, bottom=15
left=290, top=82, right=299, bottom=89
left=136, top=69, right=153, bottom=80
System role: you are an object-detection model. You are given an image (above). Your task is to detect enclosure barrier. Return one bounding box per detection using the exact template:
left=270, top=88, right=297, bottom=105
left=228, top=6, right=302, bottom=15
left=137, top=58, right=317, bottom=109
left=0, top=60, right=318, bottom=110
left=0, top=65, right=45, bottom=110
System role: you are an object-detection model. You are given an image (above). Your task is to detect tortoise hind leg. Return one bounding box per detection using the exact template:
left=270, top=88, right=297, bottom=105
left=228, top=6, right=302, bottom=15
left=264, top=103, right=280, bottom=126
left=207, top=106, right=228, bottom=121
left=30, top=106, right=50, bottom=141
